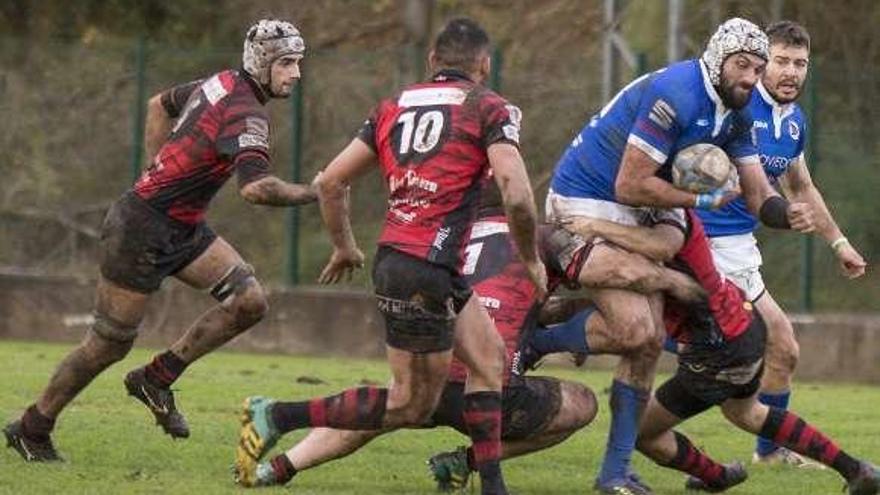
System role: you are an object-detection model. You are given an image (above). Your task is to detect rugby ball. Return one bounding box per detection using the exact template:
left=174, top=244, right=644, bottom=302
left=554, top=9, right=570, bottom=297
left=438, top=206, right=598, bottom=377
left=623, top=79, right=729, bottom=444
left=671, top=143, right=734, bottom=193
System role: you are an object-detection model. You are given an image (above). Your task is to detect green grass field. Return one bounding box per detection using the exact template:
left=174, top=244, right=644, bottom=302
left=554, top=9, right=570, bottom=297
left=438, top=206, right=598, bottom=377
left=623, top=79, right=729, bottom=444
left=0, top=340, right=877, bottom=494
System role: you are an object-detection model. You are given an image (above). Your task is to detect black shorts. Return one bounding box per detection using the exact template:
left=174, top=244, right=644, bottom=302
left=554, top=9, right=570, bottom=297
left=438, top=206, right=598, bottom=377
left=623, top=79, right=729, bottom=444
left=99, top=192, right=216, bottom=293
left=429, top=376, right=563, bottom=440
left=657, top=313, right=767, bottom=419
left=372, top=246, right=472, bottom=353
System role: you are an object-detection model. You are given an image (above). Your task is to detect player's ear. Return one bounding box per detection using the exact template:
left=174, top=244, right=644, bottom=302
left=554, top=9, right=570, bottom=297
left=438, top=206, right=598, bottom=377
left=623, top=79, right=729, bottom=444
left=480, top=53, right=491, bottom=81
left=427, top=49, right=438, bottom=73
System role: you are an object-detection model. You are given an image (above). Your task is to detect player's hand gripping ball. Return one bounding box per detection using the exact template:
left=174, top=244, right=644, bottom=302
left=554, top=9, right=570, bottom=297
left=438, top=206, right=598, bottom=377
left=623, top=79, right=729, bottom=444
left=672, top=143, right=738, bottom=193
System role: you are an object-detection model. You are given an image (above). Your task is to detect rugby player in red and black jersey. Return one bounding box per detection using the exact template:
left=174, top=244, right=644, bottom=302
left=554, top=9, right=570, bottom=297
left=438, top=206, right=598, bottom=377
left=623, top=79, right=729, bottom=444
left=234, top=18, right=545, bottom=495
left=4, top=19, right=317, bottom=462
left=231, top=182, right=597, bottom=490
left=557, top=212, right=880, bottom=494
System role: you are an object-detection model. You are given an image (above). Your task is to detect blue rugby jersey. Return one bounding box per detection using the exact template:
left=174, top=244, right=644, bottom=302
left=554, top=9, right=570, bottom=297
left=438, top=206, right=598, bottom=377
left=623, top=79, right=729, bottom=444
left=550, top=59, right=758, bottom=202
left=698, top=81, right=807, bottom=237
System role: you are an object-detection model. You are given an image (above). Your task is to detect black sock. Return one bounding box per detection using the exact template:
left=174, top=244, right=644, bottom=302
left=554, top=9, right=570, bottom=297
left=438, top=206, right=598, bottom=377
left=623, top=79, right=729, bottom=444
left=269, top=454, right=297, bottom=484
left=271, top=387, right=388, bottom=433
left=21, top=404, right=55, bottom=441
left=144, top=350, right=188, bottom=388
left=759, top=407, right=862, bottom=480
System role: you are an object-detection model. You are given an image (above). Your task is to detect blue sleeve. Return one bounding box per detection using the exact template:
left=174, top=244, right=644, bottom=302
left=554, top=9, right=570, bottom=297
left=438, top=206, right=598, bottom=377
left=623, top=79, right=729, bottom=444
left=626, top=77, right=690, bottom=164
left=723, top=112, right=759, bottom=163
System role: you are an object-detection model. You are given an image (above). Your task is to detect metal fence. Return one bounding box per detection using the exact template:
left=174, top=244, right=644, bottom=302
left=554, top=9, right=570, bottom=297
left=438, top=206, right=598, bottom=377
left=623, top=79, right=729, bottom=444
left=1, top=35, right=877, bottom=311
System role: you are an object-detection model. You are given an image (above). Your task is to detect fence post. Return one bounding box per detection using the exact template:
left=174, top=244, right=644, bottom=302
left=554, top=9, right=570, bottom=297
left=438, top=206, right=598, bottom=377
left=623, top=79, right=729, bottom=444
left=490, top=46, right=503, bottom=92
left=636, top=52, right=648, bottom=76
left=800, top=70, right=819, bottom=311
left=285, top=77, right=304, bottom=286
left=130, top=36, right=147, bottom=183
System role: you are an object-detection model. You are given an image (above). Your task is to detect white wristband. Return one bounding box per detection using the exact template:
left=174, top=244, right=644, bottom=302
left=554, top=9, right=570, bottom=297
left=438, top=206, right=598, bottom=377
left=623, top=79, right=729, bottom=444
left=830, top=237, right=849, bottom=252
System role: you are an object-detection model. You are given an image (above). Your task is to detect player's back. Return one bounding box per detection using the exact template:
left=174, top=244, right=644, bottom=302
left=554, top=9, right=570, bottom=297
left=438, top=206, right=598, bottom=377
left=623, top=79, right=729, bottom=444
left=134, top=70, right=269, bottom=224
left=551, top=59, right=755, bottom=202
left=698, top=82, right=807, bottom=237
left=359, top=70, right=521, bottom=272
left=664, top=210, right=753, bottom=343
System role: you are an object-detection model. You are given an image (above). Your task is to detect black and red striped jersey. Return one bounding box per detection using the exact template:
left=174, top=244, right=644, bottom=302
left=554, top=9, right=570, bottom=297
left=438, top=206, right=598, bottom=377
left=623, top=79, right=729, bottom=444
left=448, top=214, right=540, bottom=385
left=357, top=69, right=521, bottom=272
left=664, top=210, right=753, bottom=343
left=133, top=70, right=272, bottom=224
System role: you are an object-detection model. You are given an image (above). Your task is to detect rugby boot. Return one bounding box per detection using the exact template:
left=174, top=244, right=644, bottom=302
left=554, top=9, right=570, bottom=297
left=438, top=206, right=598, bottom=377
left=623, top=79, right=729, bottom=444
left=235, top=396, right=282, bottom=486
left=124, top=367, right=190, bottom=438
left=684, top=462, right=748, bottom=492
left=847, top=462, right=880, bottom=495
left=428, top=446, right=472, bottom=491
left=234, top=459, right=282, bottom=488
left=751, top=447, right=826, bottom=470
left=594, top=477, right=654, bottom=495
left=625, top=470, right=653, bottom=493
left=3, top=420, right=63, bottom=462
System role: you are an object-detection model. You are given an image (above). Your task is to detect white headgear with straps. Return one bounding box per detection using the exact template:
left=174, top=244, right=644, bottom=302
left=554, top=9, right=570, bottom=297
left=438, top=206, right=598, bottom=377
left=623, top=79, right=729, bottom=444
left=242, top=19, right=305, bottom=85
left=701, top=18, right=768, bottom=86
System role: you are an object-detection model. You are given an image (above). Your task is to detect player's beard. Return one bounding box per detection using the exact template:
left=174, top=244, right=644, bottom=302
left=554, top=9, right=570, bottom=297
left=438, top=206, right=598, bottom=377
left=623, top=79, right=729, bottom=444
left=717, top=79, right=753, bottom=110
left=768, top=78, right=803, bottom=104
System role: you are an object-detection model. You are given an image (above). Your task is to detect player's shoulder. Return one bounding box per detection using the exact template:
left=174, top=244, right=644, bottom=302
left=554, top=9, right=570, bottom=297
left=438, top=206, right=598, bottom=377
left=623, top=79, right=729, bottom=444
left=789, top=101, right=807, bottom=125
left=648, top=60, right=703, bottom=117
left=222, top=71, right=269, bottom=117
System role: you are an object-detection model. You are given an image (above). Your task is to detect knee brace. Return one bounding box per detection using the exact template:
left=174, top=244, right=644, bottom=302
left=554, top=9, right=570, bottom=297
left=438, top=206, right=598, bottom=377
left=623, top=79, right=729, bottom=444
left=209, top=263, right=256, bottom=306
left=90, top=313, right=138, bottom=343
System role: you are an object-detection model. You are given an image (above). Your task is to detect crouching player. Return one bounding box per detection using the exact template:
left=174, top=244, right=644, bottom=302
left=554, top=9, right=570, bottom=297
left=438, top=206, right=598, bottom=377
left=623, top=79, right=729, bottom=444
left=559, top=211, right=879, bottom=494
left=234, top=187, right=598, bottom=490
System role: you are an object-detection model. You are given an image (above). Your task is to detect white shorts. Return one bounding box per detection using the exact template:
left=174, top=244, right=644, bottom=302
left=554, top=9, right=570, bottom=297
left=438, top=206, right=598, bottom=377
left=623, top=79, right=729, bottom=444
left=545, top=189, right=685, bottom=229
left=708, top=233, right=766, bottom=302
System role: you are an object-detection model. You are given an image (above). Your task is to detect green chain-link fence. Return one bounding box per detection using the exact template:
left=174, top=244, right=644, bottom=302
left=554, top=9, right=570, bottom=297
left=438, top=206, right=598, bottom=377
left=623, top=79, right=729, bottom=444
left=1, top=35, right=877, bottom=311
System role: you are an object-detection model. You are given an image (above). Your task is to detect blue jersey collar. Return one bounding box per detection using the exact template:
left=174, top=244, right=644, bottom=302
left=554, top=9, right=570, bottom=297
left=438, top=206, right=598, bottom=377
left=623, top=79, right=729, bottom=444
left=756, top=81, right=795, bottom=139
left=698, top=59, right=731, bottom=137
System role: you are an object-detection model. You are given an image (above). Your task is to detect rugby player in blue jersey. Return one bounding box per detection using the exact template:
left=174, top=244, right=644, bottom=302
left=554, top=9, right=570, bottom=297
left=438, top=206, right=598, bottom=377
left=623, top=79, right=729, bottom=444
left=542, top=18, right=815, bottom=494
left=697, top=21, right=867, bottom=469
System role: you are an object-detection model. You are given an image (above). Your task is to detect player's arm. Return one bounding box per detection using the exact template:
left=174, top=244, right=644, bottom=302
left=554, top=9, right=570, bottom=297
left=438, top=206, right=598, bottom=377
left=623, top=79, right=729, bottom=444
left=615, top=145, right=702, bottom=208
left=538, top=295, right=594, bottom=326
left=562, top=217, right=684, bottom=262
left=315, top=138, right=376, bottom=284
left=239, top=173, right=317, bottom=206
left=779, top=157, right=866, bottom=278
left=144, top=80, right=201, bottom=163
left=488, top=143, right=548, bottom=300
left=737, top=157, right=813, bottom=233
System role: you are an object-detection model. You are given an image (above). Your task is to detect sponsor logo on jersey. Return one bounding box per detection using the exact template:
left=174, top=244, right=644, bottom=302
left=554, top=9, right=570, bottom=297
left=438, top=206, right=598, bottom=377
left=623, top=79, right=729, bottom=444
left=389, top=169, right=439, bottom=194
left=239, top=117, right=270, bottom=149
left=788, top=120, right=800, bottom=140
left=696, top=118, right=710, bottom=127
left=759, top=154, right=793, bottom=177
left=398, top=87, right=467, bottom=107
left=753, top=120, right=769, bottom=129
left=648, top=99, right=676, bottom=130
left=479, top=296, right=501, bottom=310
left=432, top=226, right=451, bottom=251
left=202, top=75, right=229, bottom=105
left=502, top=104, right=522, bottom=144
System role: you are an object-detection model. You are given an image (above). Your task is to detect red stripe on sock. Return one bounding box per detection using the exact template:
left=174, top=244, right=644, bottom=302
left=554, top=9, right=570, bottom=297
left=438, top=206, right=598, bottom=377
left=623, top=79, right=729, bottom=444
left=774, top=412, right=799, bottom=444
left=471, top=440, right=501, bottom=464
left=308, top=399, right=326, bottom=427
left=822, top=442, right=841, bottom=464
left=796, top=426, right=814, bottom=453
left=341, top=388, right=358, bottom=425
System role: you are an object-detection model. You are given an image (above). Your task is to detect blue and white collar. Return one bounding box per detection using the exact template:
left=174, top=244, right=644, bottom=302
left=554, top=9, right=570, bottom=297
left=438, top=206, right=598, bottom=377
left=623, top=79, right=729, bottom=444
left=756, top=80, right=795, bottom=139
left=699, top=59, right=731, bottom=138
